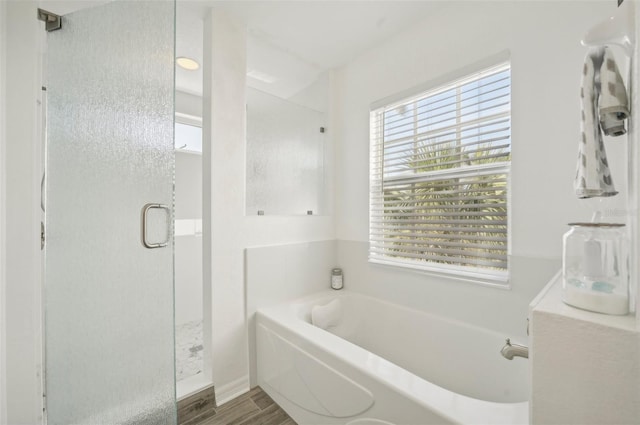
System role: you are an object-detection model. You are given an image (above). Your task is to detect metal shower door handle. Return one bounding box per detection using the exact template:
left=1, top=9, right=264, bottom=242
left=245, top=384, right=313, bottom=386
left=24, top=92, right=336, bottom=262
left=141, top=203, right=170, bottom=249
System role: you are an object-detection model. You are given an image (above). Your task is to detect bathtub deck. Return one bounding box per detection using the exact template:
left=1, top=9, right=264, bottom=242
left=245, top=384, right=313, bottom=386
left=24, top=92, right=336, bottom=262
left=184, top=387, right=296, bottom=425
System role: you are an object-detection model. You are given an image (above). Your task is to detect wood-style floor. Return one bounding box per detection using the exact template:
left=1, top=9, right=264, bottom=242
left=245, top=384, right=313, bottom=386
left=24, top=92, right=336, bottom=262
left=180, top=386, right=297, bottom=425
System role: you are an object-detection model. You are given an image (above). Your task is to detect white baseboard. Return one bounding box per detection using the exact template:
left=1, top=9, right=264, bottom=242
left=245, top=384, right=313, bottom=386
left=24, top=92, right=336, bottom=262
left=176, top=374, right=214, bottom=401
left=214, top=375, right=250, bottom=406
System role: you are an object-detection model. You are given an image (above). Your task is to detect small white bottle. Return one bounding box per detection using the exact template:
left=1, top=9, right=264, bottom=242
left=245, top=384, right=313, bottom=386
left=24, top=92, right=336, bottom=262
left=331, top=268, right=343, bottom=290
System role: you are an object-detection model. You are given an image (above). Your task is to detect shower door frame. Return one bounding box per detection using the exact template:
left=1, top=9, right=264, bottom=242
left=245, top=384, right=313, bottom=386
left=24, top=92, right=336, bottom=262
left=1, top=2, right=45, bottom=423
left=0, top=1, right=7, bottom=422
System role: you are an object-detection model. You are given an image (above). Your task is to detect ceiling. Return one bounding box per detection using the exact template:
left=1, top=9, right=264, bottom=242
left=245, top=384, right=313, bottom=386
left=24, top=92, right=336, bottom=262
left=177, top=1, right=442, bottom=98
left=40, top=1, right=442, bottom=99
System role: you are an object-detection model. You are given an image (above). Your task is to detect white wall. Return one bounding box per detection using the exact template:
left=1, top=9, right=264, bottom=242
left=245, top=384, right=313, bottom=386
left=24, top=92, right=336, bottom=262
left=203, top=8, right=248, bottom=402
left=202, top=8, right=337, bottom=402
left=287, top=72, right=331, bottom=113
left=175, top=152, right=203, bottom=326
left=176, top=152, right=202, bottom=221
left=176, top=90, right=203, bottom=121
left=175, top=14, right=337, bottom=399
left=245, top=240, right=337, bottom=388
left=333, top=1, right=618, bottom=337
left=205, top=0, right=626, bottom=400
left=175, top=234, right=203, bottom=325
left=3, top=2, right=42, bottom=423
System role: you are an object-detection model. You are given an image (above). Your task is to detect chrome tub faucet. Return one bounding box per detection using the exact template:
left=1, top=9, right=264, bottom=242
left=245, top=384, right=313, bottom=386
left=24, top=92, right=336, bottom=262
left=500, top=338, right=529, bottom=360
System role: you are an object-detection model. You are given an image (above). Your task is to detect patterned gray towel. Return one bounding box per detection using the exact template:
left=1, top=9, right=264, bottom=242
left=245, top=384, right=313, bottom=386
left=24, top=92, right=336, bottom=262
left=599, top=48, right=629, bottom=137
left=575, top=47, right=618, bottom=199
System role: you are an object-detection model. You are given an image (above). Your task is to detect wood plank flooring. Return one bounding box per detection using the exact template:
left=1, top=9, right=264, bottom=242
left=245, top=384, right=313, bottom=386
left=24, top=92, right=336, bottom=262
left=182, top=386, right=296, bottom=425
left=178, top=385, right=218, bottom=424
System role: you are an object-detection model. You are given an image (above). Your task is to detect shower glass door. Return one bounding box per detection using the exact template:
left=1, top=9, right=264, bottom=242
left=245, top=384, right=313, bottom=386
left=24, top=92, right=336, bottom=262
left=44, top=1, right=176, bottom=423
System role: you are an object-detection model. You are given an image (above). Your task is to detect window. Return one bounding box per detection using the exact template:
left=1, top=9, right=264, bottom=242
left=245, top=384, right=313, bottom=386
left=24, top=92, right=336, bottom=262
left=175, top=121, right=202, bottom=153
left=369, top=62, right=511, bottom=284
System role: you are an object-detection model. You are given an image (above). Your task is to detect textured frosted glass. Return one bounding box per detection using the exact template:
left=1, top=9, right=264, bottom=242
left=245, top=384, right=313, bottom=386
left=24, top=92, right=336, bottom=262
left=246, top=88, right=325, bottom=215
left=45, top=1, right=176, bottom=424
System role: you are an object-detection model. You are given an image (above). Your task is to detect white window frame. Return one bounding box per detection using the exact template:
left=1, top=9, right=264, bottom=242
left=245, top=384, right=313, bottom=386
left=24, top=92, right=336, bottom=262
left=369, top=56, right=511, bottom=287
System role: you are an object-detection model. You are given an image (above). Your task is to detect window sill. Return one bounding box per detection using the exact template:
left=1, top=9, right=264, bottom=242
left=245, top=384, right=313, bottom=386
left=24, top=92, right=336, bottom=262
left=368, top=257, right=511, bottom=290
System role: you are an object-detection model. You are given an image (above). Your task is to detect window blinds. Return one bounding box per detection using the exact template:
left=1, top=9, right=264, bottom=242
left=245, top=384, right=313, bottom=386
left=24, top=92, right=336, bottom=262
left=369, top=63, right=511, bottom=283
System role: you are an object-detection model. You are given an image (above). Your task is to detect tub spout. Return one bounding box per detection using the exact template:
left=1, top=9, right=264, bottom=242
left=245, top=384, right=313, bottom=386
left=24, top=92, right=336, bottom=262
left=500, top=338, right=528, bottom=360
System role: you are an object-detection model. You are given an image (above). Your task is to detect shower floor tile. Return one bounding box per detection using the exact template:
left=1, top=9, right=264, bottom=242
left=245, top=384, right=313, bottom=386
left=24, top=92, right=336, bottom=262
left=176, top=319, right=203, bottom=382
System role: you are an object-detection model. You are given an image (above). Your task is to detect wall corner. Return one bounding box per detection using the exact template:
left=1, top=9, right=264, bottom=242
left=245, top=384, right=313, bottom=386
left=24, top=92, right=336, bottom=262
left=202, top=6, right=250, bottom=401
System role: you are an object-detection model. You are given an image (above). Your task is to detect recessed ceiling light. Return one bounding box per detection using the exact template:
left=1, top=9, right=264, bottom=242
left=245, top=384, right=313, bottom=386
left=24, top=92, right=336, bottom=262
left=176, top=57, right=200, bottom=71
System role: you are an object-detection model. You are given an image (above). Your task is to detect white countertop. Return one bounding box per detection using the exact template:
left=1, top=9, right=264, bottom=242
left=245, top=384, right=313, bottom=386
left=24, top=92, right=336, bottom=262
left=529, top=270, right=638, bottom=332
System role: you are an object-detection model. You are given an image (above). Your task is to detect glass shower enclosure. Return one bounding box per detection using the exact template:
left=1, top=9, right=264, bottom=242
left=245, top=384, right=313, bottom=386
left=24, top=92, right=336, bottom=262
left=43, top=1, right=176, bottom=423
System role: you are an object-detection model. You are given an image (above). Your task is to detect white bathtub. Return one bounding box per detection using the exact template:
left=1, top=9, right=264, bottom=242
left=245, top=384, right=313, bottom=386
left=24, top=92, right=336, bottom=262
left=256, top=290, right=529, bottom=425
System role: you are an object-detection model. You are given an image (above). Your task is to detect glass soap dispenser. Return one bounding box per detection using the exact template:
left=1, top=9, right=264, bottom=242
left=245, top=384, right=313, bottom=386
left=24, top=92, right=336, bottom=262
left=331, top=268, right=343, bottom=290
left=562, top=223, right=629, bottom=315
